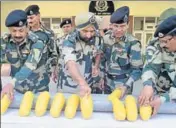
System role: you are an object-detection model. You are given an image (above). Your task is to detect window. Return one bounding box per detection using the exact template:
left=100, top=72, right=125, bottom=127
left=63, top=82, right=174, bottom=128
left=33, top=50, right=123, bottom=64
left=62, top=17, right=70, bottom=21
left=134, top=17, right=144, bottom=31
left=52, top=18, right=61, bottom=24
left=133, top=16, right=158, bottom=54
left=41, top=17, right=72, bottom=29
left=145, top=17, right=155, bottom=23
left=41, top=18, right=51, bottom=29
left=135, top=33, right=142, bottom=41
left=41, top=17, right=73, bottom=38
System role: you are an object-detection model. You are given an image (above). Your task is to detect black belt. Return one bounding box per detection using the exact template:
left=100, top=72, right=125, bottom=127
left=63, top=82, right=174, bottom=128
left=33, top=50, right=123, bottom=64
left=119, top=63, right=130, bottom=70
left=107, top=73, right=127, bottom=80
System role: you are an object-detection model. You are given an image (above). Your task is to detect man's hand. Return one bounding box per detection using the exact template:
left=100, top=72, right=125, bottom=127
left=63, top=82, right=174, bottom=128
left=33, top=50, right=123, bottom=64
left=98, top=78, right=104, bottom=90
left=150, top=96, right=162, bottom=116
left=51, top=70, right=58, bottom=83
left=117, top=85, right=127, bottom=99
left=1, top=83, right=14, bottom=101
left=1, top=63, right=11, bottom=76
left=79, top=81, right=91, bottom=97
left=138, top=85, right=154, bottom=106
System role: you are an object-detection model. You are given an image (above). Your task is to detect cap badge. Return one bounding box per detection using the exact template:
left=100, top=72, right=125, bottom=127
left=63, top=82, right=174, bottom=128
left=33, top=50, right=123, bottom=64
left=19, top=21, right=23, bottom=26
left=29, top=10, right=33, bottom=15
left=123, top=15, right=128, bottom=22
left=89, top=15, right=96, bottom=23
left=158, top=32, right=164, bottom=38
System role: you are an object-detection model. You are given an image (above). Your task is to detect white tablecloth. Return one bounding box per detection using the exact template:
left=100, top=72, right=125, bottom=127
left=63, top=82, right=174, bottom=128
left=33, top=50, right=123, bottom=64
left=1, top=109, right=176, bottom=128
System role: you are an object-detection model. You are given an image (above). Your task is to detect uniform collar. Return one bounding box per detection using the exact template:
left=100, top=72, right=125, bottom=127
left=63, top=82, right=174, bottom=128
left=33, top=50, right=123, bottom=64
left=10, top=38, right=27, bottom=46
left=110, top=32, right=127, bottom=43
left=29, top=23, right=44, bottom=32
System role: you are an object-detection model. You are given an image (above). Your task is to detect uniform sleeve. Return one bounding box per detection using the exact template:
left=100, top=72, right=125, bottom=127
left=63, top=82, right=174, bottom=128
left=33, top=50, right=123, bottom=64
left=47, top=34, right=58, bottom=66
left=0, top=38, right=8, bottom=63
left=125, top=41, right=143, bottom=87
left=95, top=37, right=104, bottom=55
left=62, top=40, right=76, bottom=64
left=12, top=40, right=45, bottom=87
left=142, top=44, right=162, bottom=87
left=160, top=87, right=176, bottom=103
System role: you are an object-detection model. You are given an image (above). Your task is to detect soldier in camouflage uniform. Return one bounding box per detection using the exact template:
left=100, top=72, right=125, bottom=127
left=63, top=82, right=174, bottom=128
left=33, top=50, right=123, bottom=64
left=102, top=6, right=143, bottom=97
left=1, top=10, right=50, bottom=100
left=139, top=14, right=176, bottom=116
left=58, top=12, right=103, bottom=96
left=140, top=8, right=176, bottom=103
left=25, top=5, right=58, bottom=77
left=56, top=18, right=73, bottom=55
left=53, top=19, right=73, bottom=83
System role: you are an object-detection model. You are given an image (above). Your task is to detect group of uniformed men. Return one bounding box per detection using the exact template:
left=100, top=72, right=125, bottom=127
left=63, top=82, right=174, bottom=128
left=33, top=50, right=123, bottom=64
left=1, top=4, right=176, bottom=116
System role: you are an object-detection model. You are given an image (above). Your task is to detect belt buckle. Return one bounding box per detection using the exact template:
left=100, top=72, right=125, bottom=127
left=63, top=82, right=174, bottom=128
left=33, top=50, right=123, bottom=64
left=112, top=75, right=116, bottom=78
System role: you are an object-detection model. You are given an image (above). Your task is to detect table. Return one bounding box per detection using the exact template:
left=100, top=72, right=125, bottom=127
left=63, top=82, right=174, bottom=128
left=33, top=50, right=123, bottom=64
left=1, top=109, right=176, bottom=128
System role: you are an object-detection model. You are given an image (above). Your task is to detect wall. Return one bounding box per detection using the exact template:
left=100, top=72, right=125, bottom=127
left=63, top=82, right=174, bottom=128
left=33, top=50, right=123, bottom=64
left=1, top=1, right=175, bottom=32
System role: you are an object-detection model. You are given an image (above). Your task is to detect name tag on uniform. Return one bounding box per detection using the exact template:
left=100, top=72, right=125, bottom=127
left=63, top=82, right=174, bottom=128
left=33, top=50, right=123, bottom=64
left=21, top=49, right=30, bottom=54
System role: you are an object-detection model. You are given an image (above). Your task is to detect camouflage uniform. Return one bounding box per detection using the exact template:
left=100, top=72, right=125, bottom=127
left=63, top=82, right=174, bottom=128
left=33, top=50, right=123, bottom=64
left=142, top=8, right=176, bottom=102
left=103, top=33, right=143, bottom=94
left=55, top=34, right=69, bottom=58
left=30, top=24, right=58, bottom=76
left=1, top=32, right=50, bottom=93
left=56, top=18, right=72, bottom=56
left=58, top=30, right=102, bottom=93
left=143, top=38, right=173, bottom=95
left=25, top=5, right=58, bottom=76
left=142, top=38, right=176, bottom=102
left=55, top=34, right=69, bottom=88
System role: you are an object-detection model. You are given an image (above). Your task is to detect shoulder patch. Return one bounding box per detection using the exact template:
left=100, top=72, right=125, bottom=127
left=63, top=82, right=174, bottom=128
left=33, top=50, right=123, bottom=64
left=41, top=24, right=54, bottom=37
left=28, top=31, right=39, bottom=43
left=33, top=30, right=49, bottom=43
left=126, top=34, right=139, bottom=42
left=63, top=39, right=75, bottom=48
left=67, top=31, right=77, bottom=43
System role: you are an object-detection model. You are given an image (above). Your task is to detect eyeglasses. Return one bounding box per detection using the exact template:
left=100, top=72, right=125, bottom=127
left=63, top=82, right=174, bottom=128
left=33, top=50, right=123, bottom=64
left=160, top=37, right=173, bottom=45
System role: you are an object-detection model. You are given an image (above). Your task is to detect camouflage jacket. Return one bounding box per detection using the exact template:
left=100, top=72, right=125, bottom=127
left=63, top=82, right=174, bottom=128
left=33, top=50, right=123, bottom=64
left=30, top=24, right=58, bottom=75
left=102, top=33, right=143, bottom=87
left=59, top=30, right=103, bottom=89
left=1, top=32, right=50, bottom=93
left=142, top=38, right=176, bottom=102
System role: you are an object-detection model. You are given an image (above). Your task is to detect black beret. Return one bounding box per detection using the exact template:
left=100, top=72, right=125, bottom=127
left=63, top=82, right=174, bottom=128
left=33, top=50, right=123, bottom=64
left=5, top=9, right=27, bottom=27
left=154, top=15, right=176, bottom=38
left=110, top=6, right=130, bottom=24
left=25, top=5, right=40, bottom=16
left=60, top=19, right=72, bottom=28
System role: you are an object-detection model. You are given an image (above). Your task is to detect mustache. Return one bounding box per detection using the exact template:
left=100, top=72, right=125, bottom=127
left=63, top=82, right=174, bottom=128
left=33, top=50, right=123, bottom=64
left=14, top=37, right=23, bottom=39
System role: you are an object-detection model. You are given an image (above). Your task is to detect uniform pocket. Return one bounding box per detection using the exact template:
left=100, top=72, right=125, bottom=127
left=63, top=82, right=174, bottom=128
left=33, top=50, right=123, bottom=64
left=6, top=51, right=19, bottom=64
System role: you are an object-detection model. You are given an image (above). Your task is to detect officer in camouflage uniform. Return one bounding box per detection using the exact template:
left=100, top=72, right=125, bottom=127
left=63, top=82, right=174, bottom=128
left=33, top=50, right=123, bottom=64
left=141, top=8, right=176, bottom=98
left=139, top=15, right=176, bottom=116
left=1, top=10, right=50, bottom=100
left=102, top=6, right=143, bottom=96
left=56, top=18, right=73, bottom=56
left=53, top=19, right=73, bottom=84
left=58, top=12, right=103, bottom=96
left=25, top=5, right=58, bottom=77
